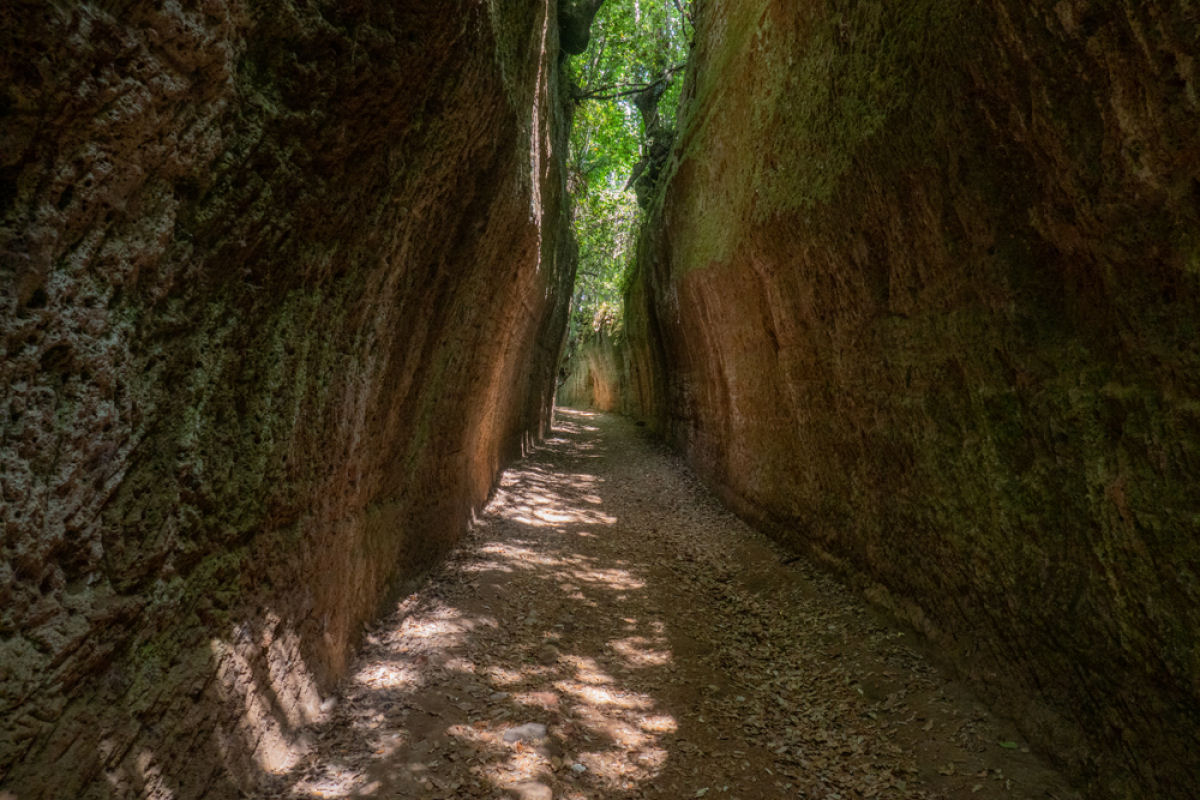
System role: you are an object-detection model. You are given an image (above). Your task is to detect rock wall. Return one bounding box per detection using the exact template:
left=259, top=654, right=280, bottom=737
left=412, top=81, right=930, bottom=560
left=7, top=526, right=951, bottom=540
left=629, top=1, right=1200, bottom=796
left=0, top=2, right=574, bottom=797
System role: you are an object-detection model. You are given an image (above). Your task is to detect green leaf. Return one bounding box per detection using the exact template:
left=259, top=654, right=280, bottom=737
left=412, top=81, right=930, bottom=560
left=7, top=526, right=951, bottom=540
left=563, top=0, right=693, bottom=351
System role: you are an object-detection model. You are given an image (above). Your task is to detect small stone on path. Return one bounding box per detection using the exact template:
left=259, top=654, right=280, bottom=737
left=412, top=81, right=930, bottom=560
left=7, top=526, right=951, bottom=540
left=503, top=722, right=549, bottom=743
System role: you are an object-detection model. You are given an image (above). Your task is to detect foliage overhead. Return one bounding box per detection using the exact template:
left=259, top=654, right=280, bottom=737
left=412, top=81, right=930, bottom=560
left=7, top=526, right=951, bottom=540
left=564, top=0, right=692, bottom=351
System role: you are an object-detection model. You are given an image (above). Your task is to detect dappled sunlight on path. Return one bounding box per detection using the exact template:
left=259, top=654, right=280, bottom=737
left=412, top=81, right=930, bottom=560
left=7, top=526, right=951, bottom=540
left=260, top=409, right=1078, bottom=800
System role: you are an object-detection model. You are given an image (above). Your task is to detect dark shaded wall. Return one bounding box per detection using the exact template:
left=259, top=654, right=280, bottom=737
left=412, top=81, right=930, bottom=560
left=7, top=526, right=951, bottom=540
left=0, top=1, right=575, bottom=797
left=624, top=0, right=1200, bottom=797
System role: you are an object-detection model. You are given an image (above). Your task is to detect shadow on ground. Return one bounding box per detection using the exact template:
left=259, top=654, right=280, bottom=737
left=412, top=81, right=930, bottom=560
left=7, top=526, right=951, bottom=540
left=257, top=409, right=677, bottom=799
left=253, top=408, right=1081, bottom=800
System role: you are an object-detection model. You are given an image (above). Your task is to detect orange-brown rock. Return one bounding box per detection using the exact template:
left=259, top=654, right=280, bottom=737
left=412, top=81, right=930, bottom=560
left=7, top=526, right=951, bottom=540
left=0, top=2, right=574, bottom=797
left=558, top=331, right=622, bottom=411
left=622, top=2, right=1200, bottom=797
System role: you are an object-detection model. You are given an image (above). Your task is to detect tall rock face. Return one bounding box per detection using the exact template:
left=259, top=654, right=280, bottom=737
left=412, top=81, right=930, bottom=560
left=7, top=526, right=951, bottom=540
left=630, top=1, right=1199, bottom=796
left=0, top=2, right=574, bottom=797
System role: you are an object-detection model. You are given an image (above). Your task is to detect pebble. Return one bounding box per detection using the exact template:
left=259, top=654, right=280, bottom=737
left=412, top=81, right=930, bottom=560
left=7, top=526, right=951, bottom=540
left=503, top=722, right=549, bottom=743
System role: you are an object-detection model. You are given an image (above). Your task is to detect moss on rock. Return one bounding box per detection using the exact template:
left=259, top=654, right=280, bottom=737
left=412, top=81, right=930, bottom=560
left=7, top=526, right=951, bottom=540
left=627, top=1, right=1200, bottom=797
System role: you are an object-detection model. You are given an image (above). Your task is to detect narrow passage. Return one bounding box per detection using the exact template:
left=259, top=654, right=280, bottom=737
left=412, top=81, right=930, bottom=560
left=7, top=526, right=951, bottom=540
left=263, top=410, right=1078, bottom=800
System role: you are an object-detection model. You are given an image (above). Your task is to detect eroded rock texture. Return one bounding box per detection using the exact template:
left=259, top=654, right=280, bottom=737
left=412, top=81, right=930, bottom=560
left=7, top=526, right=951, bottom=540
left=0, top=2, right=574, bottom=796
left=625, top=1, right=1200, bottom=797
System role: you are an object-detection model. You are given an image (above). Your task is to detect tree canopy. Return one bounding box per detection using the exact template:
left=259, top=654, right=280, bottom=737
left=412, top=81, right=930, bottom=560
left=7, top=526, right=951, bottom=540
left=564, top=0, right=692, bottom=350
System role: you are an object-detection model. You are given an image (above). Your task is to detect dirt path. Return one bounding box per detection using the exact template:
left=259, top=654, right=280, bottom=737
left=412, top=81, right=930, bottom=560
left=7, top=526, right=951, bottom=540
left=262, top=409, right=1079, bottom=800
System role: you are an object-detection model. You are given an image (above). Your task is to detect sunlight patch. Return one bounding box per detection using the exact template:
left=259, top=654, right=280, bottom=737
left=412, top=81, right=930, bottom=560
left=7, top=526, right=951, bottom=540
left=569, top=566, right=645, bottom=590
left=610, top=636, right=673, bottom=667
left=563, top=655, right=617, bottom=685
left=557, top=680, right=653, bottom=711
left=354, top=660, right=421, bottom=690
left=638, top=714, right=678, bottom=734
left=513, top=690, right=562, bottom=710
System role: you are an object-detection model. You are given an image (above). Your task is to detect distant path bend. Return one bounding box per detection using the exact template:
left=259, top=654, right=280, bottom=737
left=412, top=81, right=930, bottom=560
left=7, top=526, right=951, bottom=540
left=263, top=409, right=1078, bottom=800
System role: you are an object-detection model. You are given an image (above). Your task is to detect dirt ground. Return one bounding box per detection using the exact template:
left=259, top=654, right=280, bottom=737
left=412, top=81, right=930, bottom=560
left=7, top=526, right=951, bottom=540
left=260, top=409, right=1080, bottom=800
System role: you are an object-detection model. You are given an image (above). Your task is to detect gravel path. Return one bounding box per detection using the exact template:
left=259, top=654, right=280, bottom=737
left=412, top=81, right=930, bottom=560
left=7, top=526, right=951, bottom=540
left=262, top=409, right=1079, bottom=799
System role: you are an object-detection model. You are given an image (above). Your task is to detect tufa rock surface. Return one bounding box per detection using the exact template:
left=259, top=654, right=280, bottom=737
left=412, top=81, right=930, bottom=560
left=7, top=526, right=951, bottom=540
left=622, top=1, right=1200, bottom=798
left=558, top=330, right=624, bottom=412
left=0, top=1, right=575, bottom=797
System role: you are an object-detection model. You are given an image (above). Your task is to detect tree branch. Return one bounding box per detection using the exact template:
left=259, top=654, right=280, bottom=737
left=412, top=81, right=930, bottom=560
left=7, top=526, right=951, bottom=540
left=572, top=64, right=686, bottom=101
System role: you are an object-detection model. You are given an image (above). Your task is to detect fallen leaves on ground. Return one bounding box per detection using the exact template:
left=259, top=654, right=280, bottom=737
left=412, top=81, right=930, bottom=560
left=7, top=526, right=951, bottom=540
left=258, top=410, right=1079, bottom=800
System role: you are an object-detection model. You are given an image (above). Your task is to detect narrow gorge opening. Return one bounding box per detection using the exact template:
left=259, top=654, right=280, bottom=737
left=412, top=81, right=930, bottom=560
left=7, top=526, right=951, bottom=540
left=558, top=0, right=691, bottom=405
